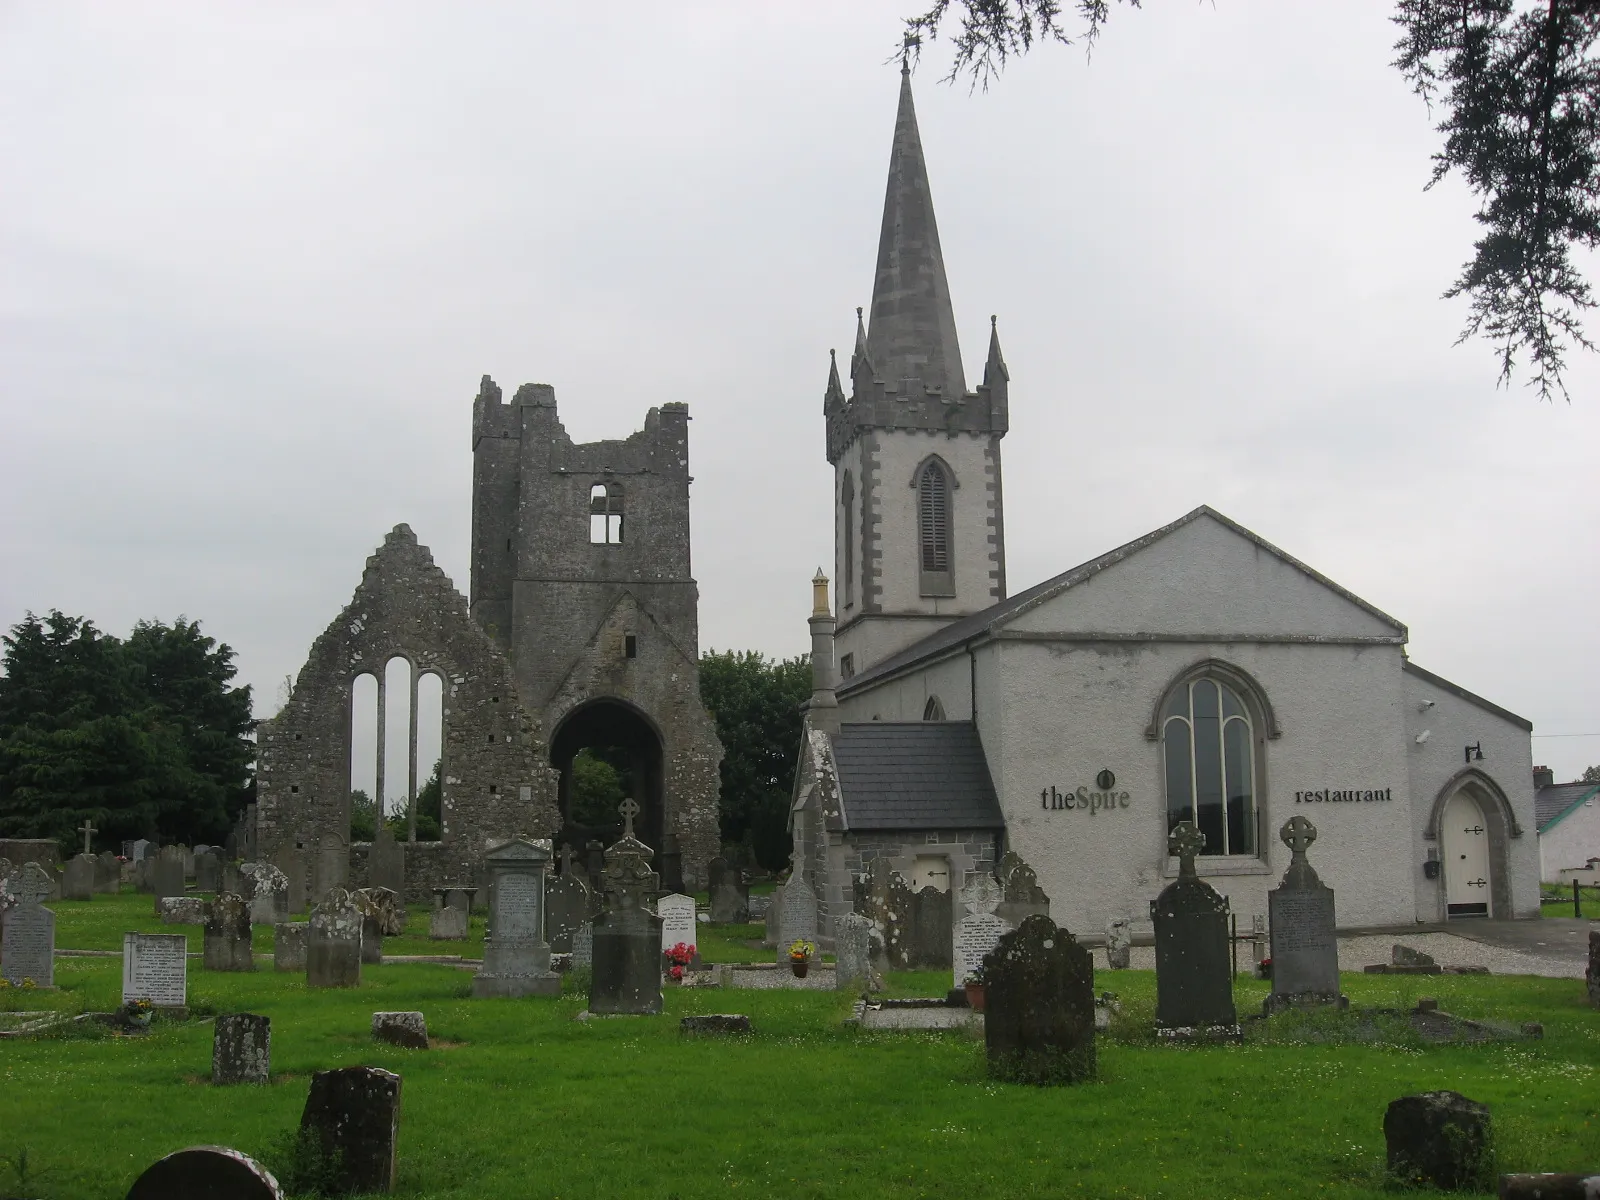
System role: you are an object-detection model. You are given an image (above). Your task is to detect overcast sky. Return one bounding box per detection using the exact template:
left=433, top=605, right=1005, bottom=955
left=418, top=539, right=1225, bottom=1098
left=2, top=1, right=1596, bottom=783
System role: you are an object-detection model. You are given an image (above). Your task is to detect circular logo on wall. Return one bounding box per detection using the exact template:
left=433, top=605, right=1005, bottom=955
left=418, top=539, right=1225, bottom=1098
left=1095, top=769, right=1116, bottom=791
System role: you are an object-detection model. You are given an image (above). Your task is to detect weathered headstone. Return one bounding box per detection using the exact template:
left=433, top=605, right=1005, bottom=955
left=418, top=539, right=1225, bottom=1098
left=151, top=845, right=186, bottom=913
left=1, top=864, right=55, bottom=987
left=429, top=905, right=468, bottom=940
left=274, top=922, right=308, bottom=971
left=95, top=849, right=121, bottom=894
left=680, top=1013, right=752, bottom=1036
left=194, top=848, right=222, bottom=895
left=213, top=1013, right=271, bottom=1085
left=589, top=800, right=664, bottom=1014
left=984, top=914, right=1096, bottom=1084
left=311, top=832, right=349, bottom=904
left=125, top=1146, right=284, bottom=1200
left=1384, top=1091, right=1493, bottom=1191
left=352, top=887, right=402, bottom=964
left=909, top=885, right=952, bottom=969
left=473, top=838, right=560, bottom=997
left=123, top=931, right=188, bottom=1008
left=835, top=912, right=874, bottom=992
left=204, top=893, right=256, bottom=971
left=774, top=868, right=819, bottom=963
left=1588, top=930, right=1600, bottom=1009
left=307, top=888, right=362, bottom=988
left=247, top=864, right=290, bottom=926
left=272, top=844, right=307, bottom=914
left=179, top=844, right=195, bottom=880
left=1105, top=917, right=1132, bottom=969
left=160, top=896, right=208, bottom=925
left=856, top=858, right=914, bottom=969
left=62, top=853, right=96, bottom=901
left=372, top=1011, right=428, bottom=1049
left=952, top=873, right=1009, bottom=991
left=658, top=893, right=698, bottom=958
left=708, top=855, right=750, bottom=923
left=584, top=839, right=605, bottom=893
left=571, top=918, right=593, bottom=969
left=369, top=826, right=406, bottom=898
left=995, top=850, right=1051, bottom=926
left=298, top=1066, right=402, bottom=1195
left=129, top=838, right=152, bottom=863
left=544, top=853, right=590, bottom=953
left=1152, top=822, right=1239, bottom=1038
left=1266, top=815, right=1343, bottom=1013
left=658, top=831, right=685, bottom=896
left=221, top=861, right=242, bottom=898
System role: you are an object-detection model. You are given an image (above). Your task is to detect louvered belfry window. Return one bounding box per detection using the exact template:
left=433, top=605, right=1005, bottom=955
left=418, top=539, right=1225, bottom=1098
left=917, top=461, right=954, bottom=596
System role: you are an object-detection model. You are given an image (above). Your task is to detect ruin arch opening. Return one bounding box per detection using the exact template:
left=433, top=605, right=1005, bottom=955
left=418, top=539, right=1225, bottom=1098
left=550, top=698, right=664, bottom=859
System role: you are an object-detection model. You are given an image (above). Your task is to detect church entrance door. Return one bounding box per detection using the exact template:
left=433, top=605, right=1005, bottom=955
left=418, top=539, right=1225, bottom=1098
left=1442, top=789, right=1491, bottom=918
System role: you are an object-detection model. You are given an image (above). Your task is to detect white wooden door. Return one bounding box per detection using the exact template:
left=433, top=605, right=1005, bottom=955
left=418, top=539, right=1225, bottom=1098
left=911, top=855, right=950, bottom=893
left=1442, top=790, right=1491, bottom=917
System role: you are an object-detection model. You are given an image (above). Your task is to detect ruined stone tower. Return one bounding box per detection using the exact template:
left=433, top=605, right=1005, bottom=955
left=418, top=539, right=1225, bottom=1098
left=824, top=63, right=1010, bottom=681
left=470, top=378, right=722, bottom=887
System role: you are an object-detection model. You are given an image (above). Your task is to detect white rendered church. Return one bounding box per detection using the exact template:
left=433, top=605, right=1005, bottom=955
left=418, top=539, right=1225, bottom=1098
left=788, top=66, right=1540, bottom=941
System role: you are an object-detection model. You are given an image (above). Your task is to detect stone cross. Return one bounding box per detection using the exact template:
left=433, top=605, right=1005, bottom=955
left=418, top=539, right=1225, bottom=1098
left=1168, top=821, right=1205, bottom=880
left=559, top=843, right=575, bottom=876
left=1280, top=814, right=1317, bottom=861
left=79, top=820, right=97, bottom=856
left=11, top=862, right=52, bottom=907
left=618, top=798, right=640, bottom=839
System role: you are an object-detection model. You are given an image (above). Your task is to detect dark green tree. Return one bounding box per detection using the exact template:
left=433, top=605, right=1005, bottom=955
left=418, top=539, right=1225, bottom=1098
left=568, top=747, right=628, bottom=829
left=904, top=0, right=1600, bottom=401
left=698, top=649, right=812, bottom=870
left=1582, top=763, right=1600, bottom=782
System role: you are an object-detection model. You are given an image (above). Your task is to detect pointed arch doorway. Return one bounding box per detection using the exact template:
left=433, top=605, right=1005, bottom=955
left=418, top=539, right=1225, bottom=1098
left=1441, top=789, right=1492, bottom=918
left=549, top=698, right=665, bottom=857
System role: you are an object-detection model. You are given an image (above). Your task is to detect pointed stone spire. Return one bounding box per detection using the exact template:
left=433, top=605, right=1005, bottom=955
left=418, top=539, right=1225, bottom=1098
left=824, top=348, right=845, bottom=410
left=983, top=314, right=1008, bottom=388
left=866, top=65, right=966, bottom=398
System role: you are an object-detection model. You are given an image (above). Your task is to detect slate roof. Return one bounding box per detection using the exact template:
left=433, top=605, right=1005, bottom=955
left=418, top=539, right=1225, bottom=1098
left=1536, top=781, right=1600, bottom=832
left=838, top=505, right=1408, bottom=697
left=831, top=722, right=1004, bottom=831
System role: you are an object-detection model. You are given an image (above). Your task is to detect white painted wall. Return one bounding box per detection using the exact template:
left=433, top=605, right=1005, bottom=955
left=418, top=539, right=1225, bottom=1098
left=838, top=651, right=972, bottom=722
left=1538, top=794, right=1600, bottom=880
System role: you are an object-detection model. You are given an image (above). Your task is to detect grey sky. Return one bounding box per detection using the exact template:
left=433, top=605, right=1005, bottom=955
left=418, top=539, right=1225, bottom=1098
left=2, top=1, right=1596, bottom=783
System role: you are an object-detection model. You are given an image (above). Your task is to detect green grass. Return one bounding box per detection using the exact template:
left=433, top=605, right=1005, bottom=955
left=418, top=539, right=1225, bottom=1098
left=6, top=895, right=1597, bottom=1198
left=1540, top=885, right=1600, bottom=919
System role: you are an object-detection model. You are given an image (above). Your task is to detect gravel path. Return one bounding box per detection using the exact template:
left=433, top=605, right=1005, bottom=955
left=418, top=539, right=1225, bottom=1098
left=1090, top=932, right=1585, bottom=979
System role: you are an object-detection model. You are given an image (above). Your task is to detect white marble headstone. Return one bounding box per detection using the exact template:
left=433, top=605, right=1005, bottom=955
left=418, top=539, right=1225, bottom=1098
left=951, top=872, right=1011, bottom=990
left=657, top=893, right=697, bottom=952
left=122, top=931, right=188, bottom=1007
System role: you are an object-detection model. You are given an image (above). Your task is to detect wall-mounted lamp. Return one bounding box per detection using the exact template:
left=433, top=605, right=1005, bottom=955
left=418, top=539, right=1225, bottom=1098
left=1464, top=741, right=1484, bottom=764
left=1417, top=699, right=1436, bottom=712
left=1415, top=730, right=1432, bottom=745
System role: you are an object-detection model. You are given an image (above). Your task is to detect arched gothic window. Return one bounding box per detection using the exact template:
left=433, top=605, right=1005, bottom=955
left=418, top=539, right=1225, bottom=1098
left=917, top=460, right=953, bottom=596
left=1161, top=677, right=1258, bottom=856
left=840, top=471, right=855, bottom=606
left=922, top=695, right=946, bottom=721
left=589, top=483, right=623, bottom=545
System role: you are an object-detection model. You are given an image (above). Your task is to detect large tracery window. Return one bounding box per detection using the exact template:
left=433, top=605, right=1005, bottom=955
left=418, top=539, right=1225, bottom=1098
left=917, top=460, right=953, bottom=596
left=1162, top=677, right=1257, bottom=855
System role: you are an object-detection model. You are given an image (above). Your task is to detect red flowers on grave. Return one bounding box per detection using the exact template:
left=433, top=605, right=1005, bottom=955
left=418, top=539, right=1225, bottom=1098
left=664, top=941, right=696, bottom=982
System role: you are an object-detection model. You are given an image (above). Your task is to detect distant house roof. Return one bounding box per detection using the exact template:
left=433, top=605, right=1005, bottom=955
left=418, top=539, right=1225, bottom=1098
left=831, top=722, right=1003, bottom=831
left=839, top=505, right=1407, bottom=697
left=1536, top=780, right=1600, bottom=832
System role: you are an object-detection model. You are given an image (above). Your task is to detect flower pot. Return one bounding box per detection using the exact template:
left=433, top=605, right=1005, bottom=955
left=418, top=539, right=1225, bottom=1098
left=790, top=959, right=810, bottom=979
left=964, top=982, right=986, bottom=1012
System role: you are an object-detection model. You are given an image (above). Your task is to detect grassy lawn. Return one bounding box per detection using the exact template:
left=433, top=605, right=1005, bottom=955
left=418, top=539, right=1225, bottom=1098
left=1540, top=885, right=1600, bottom=920
left=3, top=894, right=1595, bottom=1199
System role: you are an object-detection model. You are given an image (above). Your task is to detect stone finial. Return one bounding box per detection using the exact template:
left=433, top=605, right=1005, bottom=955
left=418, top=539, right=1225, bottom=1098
left=811, top=569, right=831, bottom=618
left=1168, top=821, right=1206, bottom=880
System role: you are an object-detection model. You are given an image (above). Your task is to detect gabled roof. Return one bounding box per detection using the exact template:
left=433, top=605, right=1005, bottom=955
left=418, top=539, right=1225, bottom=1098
left=1535, top=780, right=1600, bottom=832
left=831, top=722, right=1003, bottom=831
left=840, top=505, right=1407, bottom=695
left=1402, top=661, right=1534, bottom=732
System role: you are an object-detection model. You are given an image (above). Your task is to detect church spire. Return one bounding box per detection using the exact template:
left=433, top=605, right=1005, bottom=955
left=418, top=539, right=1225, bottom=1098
left=866, top=64, right=967, bottom=398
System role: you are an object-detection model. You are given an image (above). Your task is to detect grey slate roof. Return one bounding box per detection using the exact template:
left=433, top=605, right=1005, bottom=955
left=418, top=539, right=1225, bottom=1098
left=832, top=722, right=1003, bottom=831
left=1535, top=781, right=1600, bottom=832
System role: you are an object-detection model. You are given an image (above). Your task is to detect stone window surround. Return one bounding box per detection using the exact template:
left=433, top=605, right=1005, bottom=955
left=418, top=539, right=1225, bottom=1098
left=910, top=454, right=957, bottom=598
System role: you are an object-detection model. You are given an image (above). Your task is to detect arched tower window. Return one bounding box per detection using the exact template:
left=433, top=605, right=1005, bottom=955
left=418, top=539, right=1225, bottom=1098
left=1161, top=676, right=1259, bottom=856
left=917, top=459, right=953, bottom=596
left=840, top=471, right=855, bottom=606
left=589, top=483, right=623, bottom=545
left=923, top=695, right=946, bottom=721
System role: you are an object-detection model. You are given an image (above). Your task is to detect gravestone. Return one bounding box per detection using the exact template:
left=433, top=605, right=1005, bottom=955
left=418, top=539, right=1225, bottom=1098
left=543, top=850, right=590, bottom=953
left=584, top=839, right=605, bottom=893
left=369, top=826, right=406, bottom=898
left=248, top=864, right=290, bottom=926
left=194, top=848, right=222, bottom=894
left=995, top=850, right=1051, bottom=926
left=160, top=896, right=207, bottom=925
left=1152, top=822, right=1239, bottom=1037
left=95, top=850, right=121, bottom=894
left=299, top=1066, right=403, bottom=1196
left=123, top=931, right=188, bottom=1009
left=774, top=868, right=819, bottom=963
left=708, top=856, right=750, bottom=923
left=179, top=844, right=195, bottom=880
left=221, top=861, right=242, bottom=898
left=213, top=1013, right=271, bottom=1084
left=125, top=1146, right=284, bottom=1200
left=0, top=864, right=55, bottom=987
left=133, top=856, right=152, bottom=893
left=129, top=838, right=152, bottom=863
left=204, top=893, right=255, bottom=971
left=1266, top=815, right=1344, bottom=1013
left=658, top=893, right=698, bottom=959
left=1384, top=1091, right=1493, bottom=1191
left=352, top=887, right=402, bottom=964
left=984, top=914, right=1096, bottom=1084
left=429, top=905, right=468, bottom=940
left=571, top=918, right=593, bottom=969
left=658, top=832, right=685, bottom=895
left=952, top=873, right=1009, bottom=991
left=274, top=923, right=308, bottom=971
left=835, top=912, right=874, bottom=992
left=1588, top=930, right=1599, bottom=1009
left=473, top=838, right=561, bottom=997
left=589, top=800, right=664, bottom=1015
left=272, top=844, right=307, bottom=914
left=856, top=859, right=914, bottom=969
left=307, top=888, right=362, bottom=988
left=62, top=853, right=96, bottom=901
left=909, top=885, right=952, bottom=969
left=151, top=846, right=186, bottom=913
left=372, top=1011, right=428, bottom=1049
left=1105, top=917, right=1133, bottom=969
left=311, top=832, right=349, bottom=904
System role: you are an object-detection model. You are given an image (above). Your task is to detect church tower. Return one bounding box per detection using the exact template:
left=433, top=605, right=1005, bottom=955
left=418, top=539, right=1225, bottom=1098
left=825, top=63, right=1010, bottom=679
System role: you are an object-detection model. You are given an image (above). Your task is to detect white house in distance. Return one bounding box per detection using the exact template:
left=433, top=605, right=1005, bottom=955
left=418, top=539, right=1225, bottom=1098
left=787, top=66, right=1542, bottom=940
left=1535, top=768, right=1600, bottom=883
